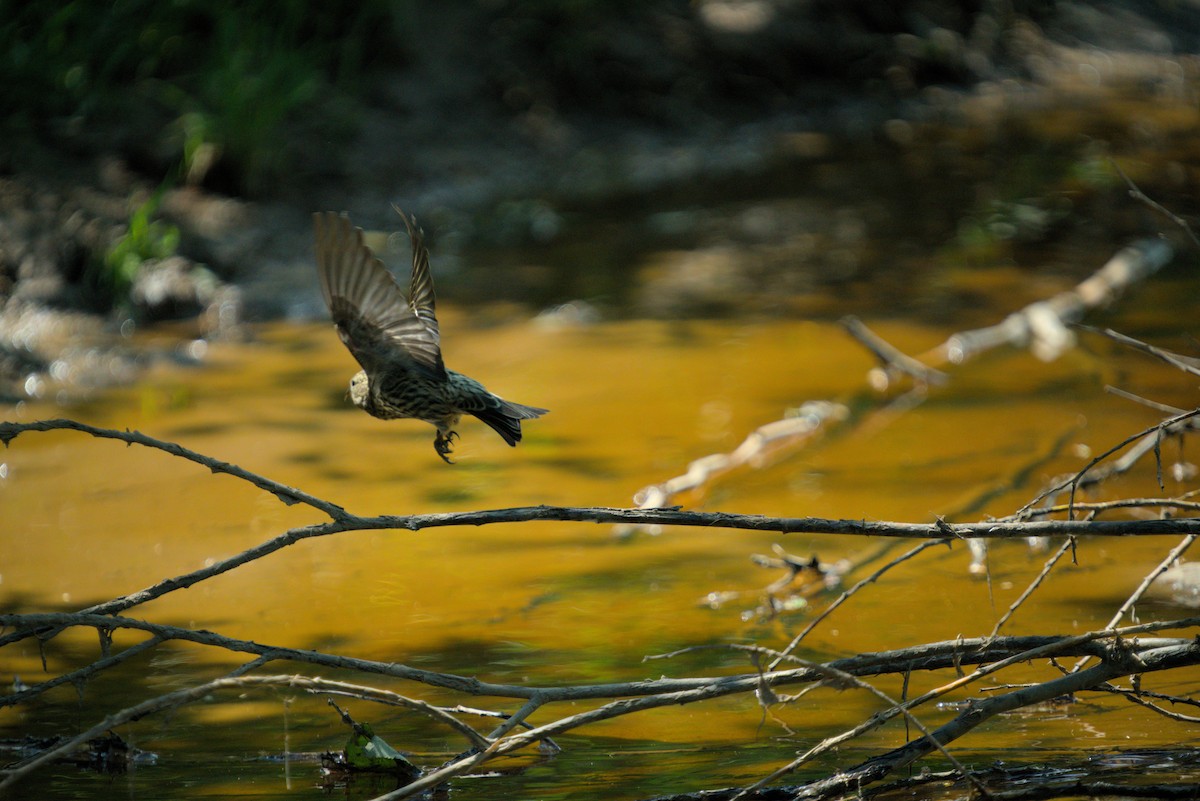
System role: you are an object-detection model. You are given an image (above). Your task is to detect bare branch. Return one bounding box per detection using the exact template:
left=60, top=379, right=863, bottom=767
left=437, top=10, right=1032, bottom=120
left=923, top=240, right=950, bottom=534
left=840, top=315, right=948, bottom=389
left=989, top=537, right=1074, bottom=638
left=2, top=635, right=163, bottom=706
left=768, top=538, right=948, bottom=670
left=1085, top=326, right=1200, bottom=378
left=930, top=238, right=1174, bottom=365
left=1070, top=533, right=1198, bottom=672
left=1013, top=405, right=1200, bottom=519
left=788, top=639, right=1200, bottom=800
left=1104, top=684, right=1200, bottom=724
left=1112, top=159, right=1200, bottom=251
left=0, top=418, right=348, bottom=520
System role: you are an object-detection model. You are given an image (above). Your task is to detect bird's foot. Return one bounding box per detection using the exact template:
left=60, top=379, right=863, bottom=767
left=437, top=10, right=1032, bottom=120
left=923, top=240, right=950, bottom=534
left=434, top=430, right=459, bottom=464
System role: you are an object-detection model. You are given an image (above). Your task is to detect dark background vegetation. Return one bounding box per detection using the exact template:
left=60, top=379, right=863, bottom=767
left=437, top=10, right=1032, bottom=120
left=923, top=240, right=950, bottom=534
left=1, top=0, right=1104, bottom=199
left=0, top=1, right=1197, bottom=375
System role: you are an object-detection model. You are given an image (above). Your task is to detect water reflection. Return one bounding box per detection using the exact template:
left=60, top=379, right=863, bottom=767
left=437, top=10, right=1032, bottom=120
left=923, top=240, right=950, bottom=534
left=6, top=118, right=1200, bottom=799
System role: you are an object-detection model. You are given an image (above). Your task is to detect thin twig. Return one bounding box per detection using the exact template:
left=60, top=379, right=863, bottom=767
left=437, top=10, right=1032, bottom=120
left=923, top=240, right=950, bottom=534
left=2, top=635, right=163, bottom=706
left=1004, top=497, right=1200, bottom=520
left=1103, top=684, right=1200, bottom=724
left=1013, top=406, right=1200, bottom=519
left=0, top=419, right=347, bottom=520
left=1071, top=533, right=1198, bottom=672
left=989, top=537, right=1075, bottom=639
left=768, top=538, right=949, bottom=670
left=727, top=660, right=991, bottom=801
left=1105, top=384, right=1187, bottom=415
left=786, top=639, right=1200, bottom=800
left=1112, top=159, right=1200, bottom=251
left=841, top=315, right=948, bottom=387
left=1085, top=326, right=1200, bottom=378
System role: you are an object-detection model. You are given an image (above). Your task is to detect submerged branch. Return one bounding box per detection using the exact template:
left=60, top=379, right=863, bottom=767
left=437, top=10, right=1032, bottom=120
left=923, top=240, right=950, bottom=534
left=790, top=638, right=1200, bottom=800
left=6, top=612, right=1196, bottom=708
left=622, top=232, right=1175, bottom=527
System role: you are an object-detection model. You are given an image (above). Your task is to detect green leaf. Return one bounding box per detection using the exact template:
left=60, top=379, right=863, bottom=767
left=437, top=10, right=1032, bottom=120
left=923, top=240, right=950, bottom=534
left=343, top=724, right=421, bottom=778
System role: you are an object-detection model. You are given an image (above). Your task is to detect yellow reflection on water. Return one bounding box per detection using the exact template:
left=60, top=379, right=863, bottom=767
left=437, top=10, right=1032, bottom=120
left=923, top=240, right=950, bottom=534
left=2, top=309, right=1198, bottom=757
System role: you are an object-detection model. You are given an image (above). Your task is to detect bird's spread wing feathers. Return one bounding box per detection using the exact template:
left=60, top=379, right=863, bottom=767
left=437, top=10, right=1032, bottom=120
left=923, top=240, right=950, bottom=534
left=395, top=205, right=440, bottom=344
left=313, top=211, right=445, bottom=378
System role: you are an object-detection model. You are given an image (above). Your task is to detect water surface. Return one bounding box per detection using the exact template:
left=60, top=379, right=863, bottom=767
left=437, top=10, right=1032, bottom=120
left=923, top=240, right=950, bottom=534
left=5, top=105, right=1200, bottom=798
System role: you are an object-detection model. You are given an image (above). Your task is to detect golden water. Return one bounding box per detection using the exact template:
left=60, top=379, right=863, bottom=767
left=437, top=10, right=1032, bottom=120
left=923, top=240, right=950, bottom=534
left=7, top=84, right=1200, bottom=793
left=4, top=276, right=1200, bottom=797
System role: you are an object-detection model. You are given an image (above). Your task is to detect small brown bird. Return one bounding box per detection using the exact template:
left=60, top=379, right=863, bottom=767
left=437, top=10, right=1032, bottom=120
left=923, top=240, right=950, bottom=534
left=313, top=209, right=547, bottom=463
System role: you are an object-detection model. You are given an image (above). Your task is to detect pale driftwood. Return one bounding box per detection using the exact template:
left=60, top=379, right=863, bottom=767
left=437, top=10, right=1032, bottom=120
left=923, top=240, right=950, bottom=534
left=840, top=314, right=948, bottom=390
left=621, top=234, right=1176, bottom=528
left=619, top=400, right=849, bottom=537
left=931, top=238, right=1174, bottom=365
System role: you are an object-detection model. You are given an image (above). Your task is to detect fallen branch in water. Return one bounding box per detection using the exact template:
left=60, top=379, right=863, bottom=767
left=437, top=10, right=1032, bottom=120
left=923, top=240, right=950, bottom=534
left=3, top=609, right=1196, bottom=798
left=3, top=408, right=1199, bottom=799
left=2, top=419, right=1199, bottom=541
left=624, top=230, right=1177, bottom=524
left=927, top=237, right=1174, bottom=366
left=2, top=416, right=1200, bottom=652
left=4, top=324, right=1200, bottom=798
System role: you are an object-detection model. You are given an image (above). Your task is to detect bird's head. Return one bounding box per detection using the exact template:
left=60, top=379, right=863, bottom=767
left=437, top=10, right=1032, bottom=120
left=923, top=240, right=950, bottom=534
left=348, top=371, right=370, bottom=409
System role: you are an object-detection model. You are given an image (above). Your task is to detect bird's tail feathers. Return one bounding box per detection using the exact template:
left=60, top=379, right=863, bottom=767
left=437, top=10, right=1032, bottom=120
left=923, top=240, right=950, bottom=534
left=473, top=399, right=549, bottom=446
left=502, top=400, right=550, bottom=421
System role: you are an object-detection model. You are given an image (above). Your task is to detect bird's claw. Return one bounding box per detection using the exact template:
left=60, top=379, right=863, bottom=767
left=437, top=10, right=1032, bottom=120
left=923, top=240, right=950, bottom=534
left=434, top=430, right=459, bottom=464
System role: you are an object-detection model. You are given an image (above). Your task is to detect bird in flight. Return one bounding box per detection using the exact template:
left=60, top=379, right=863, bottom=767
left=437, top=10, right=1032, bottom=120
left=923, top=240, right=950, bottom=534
left=313, top=208, right=547, bottom=463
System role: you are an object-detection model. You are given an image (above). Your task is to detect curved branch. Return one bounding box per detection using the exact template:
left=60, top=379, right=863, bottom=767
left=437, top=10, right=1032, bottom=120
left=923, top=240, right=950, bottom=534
left=0, top=674, right=485, bottom=791
left=791, top=639, right=1200, bottom=800
left=0, top=520, right=344, bottom=647
left=5, top=612, right=1195, bottom=706
left=4, top=418, right=1199, bottom=545
left=0, top=418, right=348, bottom=520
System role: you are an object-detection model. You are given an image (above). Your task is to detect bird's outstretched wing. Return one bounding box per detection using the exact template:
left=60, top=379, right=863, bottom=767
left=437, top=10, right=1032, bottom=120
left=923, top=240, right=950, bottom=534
left=313, top=211, right=445, bottom=378
left=394, top=204, right=440, bottom=345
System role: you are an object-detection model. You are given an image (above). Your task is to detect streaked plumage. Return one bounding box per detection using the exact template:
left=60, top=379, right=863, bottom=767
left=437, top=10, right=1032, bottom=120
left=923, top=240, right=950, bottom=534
left=313, top=208, right=547, bottom=462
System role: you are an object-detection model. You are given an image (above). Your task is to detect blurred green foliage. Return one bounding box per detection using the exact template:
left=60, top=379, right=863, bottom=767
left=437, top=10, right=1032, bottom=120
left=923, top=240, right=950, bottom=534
left=97, top=190, right=180, bottom=306
left=0, top=0, right=402, bottom=195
